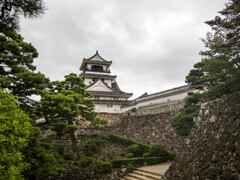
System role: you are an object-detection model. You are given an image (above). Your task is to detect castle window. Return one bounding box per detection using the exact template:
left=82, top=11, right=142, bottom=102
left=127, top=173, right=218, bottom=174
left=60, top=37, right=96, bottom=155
left=107, top=104, right=113, bottom=108
left=114, top=97, right=119, bottom=100
left=95, top=96, right=100, bottom=99
left=91, top=65, right=103, bottom=72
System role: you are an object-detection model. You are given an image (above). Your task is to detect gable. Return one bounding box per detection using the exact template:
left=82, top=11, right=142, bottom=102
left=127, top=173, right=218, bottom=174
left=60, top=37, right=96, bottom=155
left=86, top=79, right=113, bottom=92
left=90, top=54, right=104, bottom=61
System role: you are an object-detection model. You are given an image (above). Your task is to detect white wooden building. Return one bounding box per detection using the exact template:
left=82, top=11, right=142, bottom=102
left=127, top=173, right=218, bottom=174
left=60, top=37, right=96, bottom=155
left=80, top=51, right=194, bottom=114
left=80, top=51, right=133, bottom=113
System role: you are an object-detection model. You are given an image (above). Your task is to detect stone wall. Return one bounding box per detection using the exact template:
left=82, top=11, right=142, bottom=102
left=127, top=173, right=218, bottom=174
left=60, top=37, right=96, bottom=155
left=57, top=163, right=135, bottom=180
left=77, top=101, right=187, bottom=155
left=108, top=102, right=187, bottom=155
left=162, top=92, right=240, bottom=179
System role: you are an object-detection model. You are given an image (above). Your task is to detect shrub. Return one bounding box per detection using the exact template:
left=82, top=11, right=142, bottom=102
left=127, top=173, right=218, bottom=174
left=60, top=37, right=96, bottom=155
left=83, top=141, right=98, bottom=156
left=80, top=156, right=95, bottom=167
left=119, top=152, right=126, bottom=158
left=168, top=152, right=176, bottom=160
left=149, top=143, right=168, bottom=157
left=112, top=158, right=145, bottom=168
left=112, top=157, right=168, bottom=168
left=67, top=124, right=79, bottom=132
left=145, top=157, right=168, bottom=165
left=127, top=144, right=149, bottom=157
left=51, top=122, right=67, bottom=136
left=53, top=144, right=64, bottom=156
left=126, top=153, right=134, bottom=158
left=63, top=153, right=74, bottom=160
left=143, top=152, right=151, bottom=158
left=171, top=93, right=201, bottom=136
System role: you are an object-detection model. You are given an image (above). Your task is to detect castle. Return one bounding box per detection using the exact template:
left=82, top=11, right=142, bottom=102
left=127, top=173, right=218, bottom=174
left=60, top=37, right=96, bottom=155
left=80, top=51, right=194, bottom=114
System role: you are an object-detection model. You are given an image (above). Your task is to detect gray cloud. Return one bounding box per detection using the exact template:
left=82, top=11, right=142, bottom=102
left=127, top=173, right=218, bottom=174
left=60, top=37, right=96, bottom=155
left=20, top=0, right=226, bottom=98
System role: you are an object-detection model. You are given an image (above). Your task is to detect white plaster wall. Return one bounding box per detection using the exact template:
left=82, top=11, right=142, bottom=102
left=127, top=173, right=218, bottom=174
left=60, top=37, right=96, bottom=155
left=91, top=55, right=104, bottom=61
left=104, top=79, right=112, bottom=87
left=136, top=92, right=188, bottom=109
left=86, top=80, right=112, bottom=92
left=121, top=105, right=137, bottom=113
left=94, top=103, right=122, bottom=113
left=120, top=91, right=192, bottom=113
left=86, top=71, right=110, bottom=75
left=84, top=78, right=92, bottom=85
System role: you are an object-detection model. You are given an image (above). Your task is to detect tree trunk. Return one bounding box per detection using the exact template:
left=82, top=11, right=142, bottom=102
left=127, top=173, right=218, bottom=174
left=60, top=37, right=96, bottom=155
left=68, top=116, right=79, bottom=157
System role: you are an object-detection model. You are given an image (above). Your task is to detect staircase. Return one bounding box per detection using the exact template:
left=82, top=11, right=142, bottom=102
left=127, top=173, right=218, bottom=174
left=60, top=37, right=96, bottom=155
left=121, top=162, right=171, bottom=180
left=121, top=168, right=162, bottom=180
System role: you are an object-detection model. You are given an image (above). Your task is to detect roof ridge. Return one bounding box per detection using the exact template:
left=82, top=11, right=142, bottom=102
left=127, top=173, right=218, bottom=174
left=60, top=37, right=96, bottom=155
left=84, top=51, right=108, bottom=62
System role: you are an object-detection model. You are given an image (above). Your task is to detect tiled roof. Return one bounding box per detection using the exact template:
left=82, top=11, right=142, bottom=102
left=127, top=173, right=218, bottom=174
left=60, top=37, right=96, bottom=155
left=81, top=73, right=117, bottom=80
left=88, top=90, right=133, bottom=98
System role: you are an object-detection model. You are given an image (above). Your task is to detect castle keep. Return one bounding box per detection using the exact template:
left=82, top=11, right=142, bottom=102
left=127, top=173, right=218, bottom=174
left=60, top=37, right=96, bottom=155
left=80, top=51, right=133, bottom=113
left=80, top=51, right=194, bottom=114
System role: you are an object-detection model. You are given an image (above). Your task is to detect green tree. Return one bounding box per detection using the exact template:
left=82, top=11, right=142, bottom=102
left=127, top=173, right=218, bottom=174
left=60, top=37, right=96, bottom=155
left=22, top=128, right=66, bottom=179
left=0, top=30, right=49, bottom=115
left=0, top=88, right=31, bottom=179
left=172, top=0, right=240, bottom=136
left=41, top=73, right=106, bottom=154
left=186, top=0, right=240, bottom=100
left=0, top=0, right=46, bottom=30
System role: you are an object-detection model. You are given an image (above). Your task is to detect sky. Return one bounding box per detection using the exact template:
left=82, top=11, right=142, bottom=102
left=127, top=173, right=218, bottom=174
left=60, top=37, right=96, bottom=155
left=20, top=0, right=226, bottom=99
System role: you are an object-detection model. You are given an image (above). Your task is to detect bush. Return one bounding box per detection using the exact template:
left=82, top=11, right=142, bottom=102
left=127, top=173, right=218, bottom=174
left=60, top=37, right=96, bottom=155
left=168, top=152, right=176, bottom=160
left=126, top=153, right=134, bottom=158
left=145, top=157, right=168, bottom=165
left=63, top=153, right=74, bottom=160
left=112, top=157, right=168, bottom=168
left=171, top=93, right=201, bottom=136
left=51, top=122, right=67, bottom=136
left=80, top=156, right=95, bottom=168
left=53, top=144, right=64, bottom=156
left=83, top=141, right=98, bottom=156
left=149, top=143, right=168, bottom=157
left=143, top=152, right=151, bottom=158
left=127, top=144, right=143, bottom=157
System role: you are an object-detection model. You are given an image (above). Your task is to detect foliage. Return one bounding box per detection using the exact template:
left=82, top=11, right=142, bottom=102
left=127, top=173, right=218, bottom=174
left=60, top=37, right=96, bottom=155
left=171, top=93, right=201, bottom=136
left=143, top=152, right=151, bottom=158
left=0, top=30, right=49, bottom=115
left=0, top=88, right=31, bottom=179
left=90, top=117, right=108, bottom=130
left=85, top=157, right=111, bottom=174
left=168, top=152, right=176, bottom=160
left=0, top=0, right=46, bottom=30
left=149, top=143, right=168, bottom=157
left=108, top=134, right=150, bottom=152
left=22, top=127, right=66, bottom=179
left=127, top=144, right=147, bottom=157
left=186, top=0, right=240, bottom=100
left=126, top=153, right=134, bottom=158
left=83, top=141, right=98, bottom=156
left=63, top=153, right=75, bottom=161
left=112, top=157, right=168, bottom=168
left=172, top=0, right=240, bottom=136
left=41, top=73, right=100, bottom=154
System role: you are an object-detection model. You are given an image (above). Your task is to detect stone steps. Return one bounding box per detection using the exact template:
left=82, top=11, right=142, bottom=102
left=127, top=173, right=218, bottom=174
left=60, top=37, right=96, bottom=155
left=121, top=168, right=163, bottom=180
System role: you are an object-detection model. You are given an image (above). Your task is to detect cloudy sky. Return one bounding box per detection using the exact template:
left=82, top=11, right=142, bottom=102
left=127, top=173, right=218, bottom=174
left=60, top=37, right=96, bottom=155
left=20, top=0, right=226, bottom=99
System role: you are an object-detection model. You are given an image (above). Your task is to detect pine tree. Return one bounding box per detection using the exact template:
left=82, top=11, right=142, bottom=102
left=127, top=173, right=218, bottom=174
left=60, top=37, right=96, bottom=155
left=0, top=30, right=49, bottom=114
left=0, top=0, right=46, bottom=30
left=41, top=73, right=107, bottom=155
left=186, top=0, right=240, bottom=100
